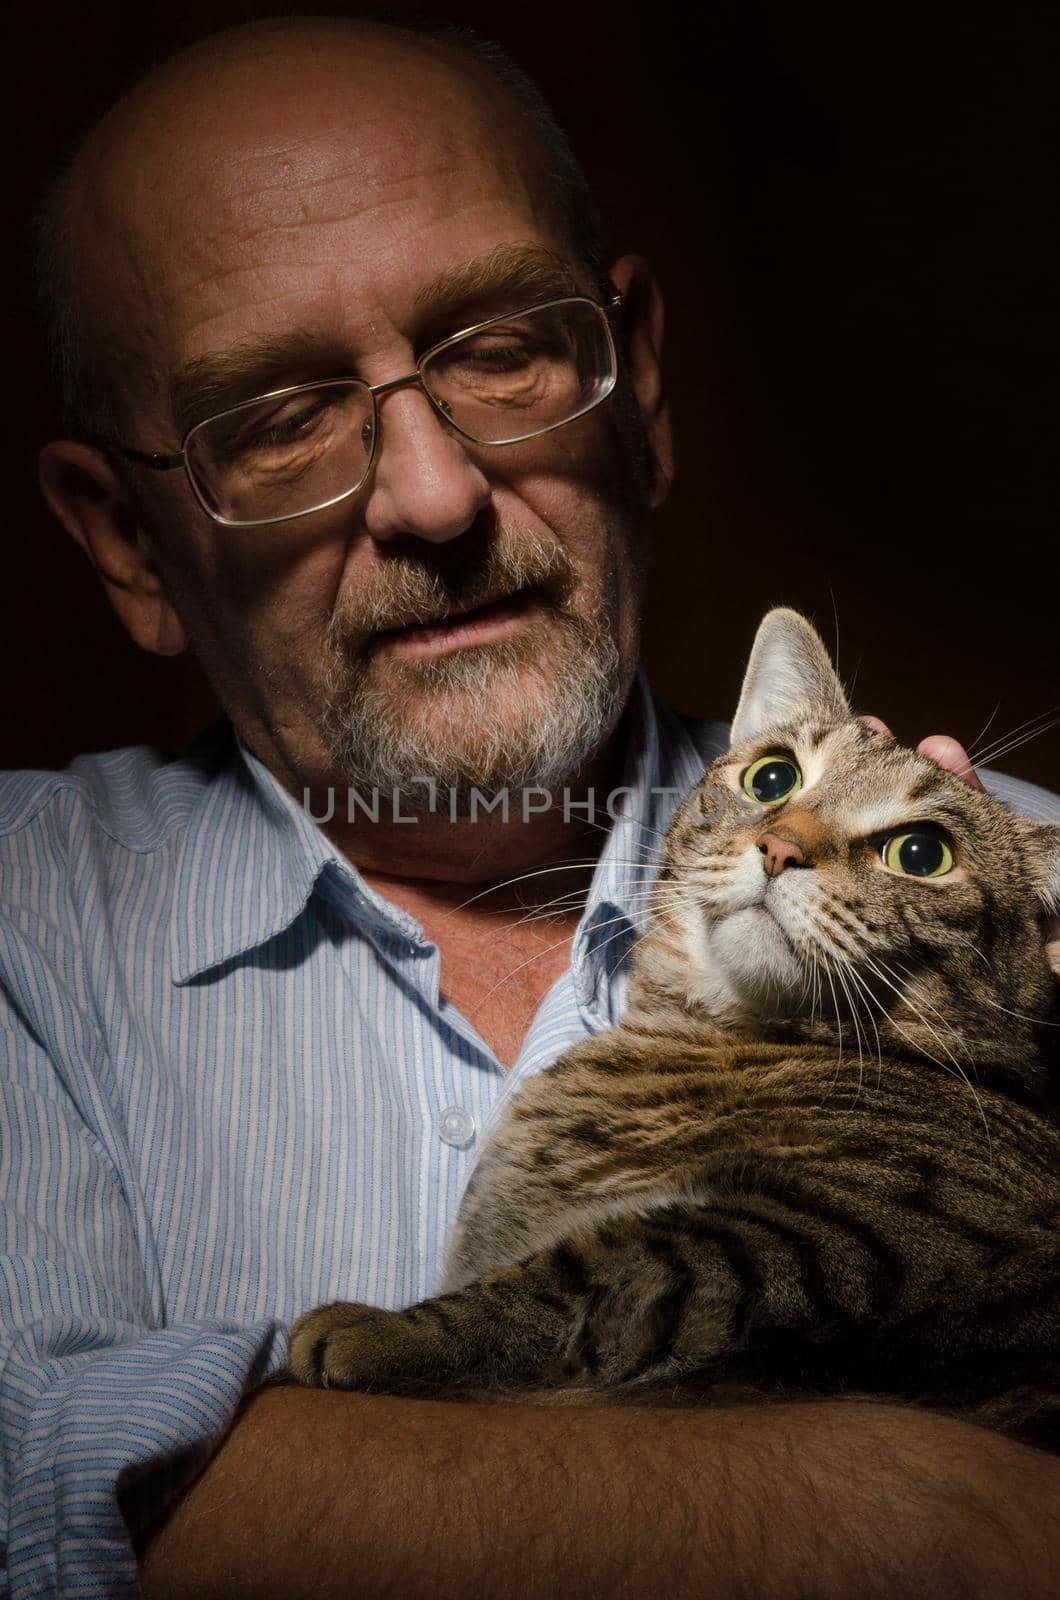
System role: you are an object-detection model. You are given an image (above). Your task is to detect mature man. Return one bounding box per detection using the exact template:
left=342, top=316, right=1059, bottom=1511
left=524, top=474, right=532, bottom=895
left=6, top=14, right=1059, bottom=1598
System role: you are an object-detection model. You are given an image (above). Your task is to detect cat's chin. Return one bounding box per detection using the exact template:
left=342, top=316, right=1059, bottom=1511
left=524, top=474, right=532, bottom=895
left=708, top=907, right=804, bottom=1010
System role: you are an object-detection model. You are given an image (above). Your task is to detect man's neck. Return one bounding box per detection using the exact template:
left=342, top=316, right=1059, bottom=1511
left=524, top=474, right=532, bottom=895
left=320, top=726, right=627, bottom=889
left=288, top=710, right=633, bottom=891
left=238, top=703, right=636, bottom=1069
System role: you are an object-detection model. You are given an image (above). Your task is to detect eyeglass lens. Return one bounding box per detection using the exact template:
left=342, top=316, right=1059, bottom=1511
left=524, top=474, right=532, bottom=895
left=185, top=299, right=615, bottom=525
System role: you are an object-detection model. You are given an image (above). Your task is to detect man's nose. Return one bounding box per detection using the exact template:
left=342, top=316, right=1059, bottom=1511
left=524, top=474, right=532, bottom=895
left=360, top=386, right=491, bottom=544
left=757, top=831, right=807, bottom=876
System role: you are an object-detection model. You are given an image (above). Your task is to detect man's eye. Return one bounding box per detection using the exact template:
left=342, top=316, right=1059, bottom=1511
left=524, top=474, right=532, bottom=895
left=243, top=400, right=329, bottom=450
left=440, top=340, right=540, bottom=373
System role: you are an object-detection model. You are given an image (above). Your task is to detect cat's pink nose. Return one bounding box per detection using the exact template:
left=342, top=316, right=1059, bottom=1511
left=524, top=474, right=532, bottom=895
left=757, top=831, right=806, bottom=876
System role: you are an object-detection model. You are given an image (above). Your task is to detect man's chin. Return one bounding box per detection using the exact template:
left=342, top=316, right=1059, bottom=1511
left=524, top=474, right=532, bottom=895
left=320, top=619, right=624, bottom=800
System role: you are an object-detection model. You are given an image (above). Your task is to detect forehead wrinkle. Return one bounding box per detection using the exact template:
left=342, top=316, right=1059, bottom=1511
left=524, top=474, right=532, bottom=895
left=214, top=151, right=498, bottom=242
left=174, top=157, right=505, bottom=294
left=413, top=244, right=580, bottom=312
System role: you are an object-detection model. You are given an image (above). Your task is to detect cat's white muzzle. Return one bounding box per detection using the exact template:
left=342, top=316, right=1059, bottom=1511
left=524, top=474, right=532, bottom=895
left=710, top=904, right=803, bottom=997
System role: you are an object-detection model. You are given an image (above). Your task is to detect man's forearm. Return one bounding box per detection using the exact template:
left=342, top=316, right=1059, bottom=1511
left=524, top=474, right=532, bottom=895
left=136, top=1386, right=1060, bottom=1600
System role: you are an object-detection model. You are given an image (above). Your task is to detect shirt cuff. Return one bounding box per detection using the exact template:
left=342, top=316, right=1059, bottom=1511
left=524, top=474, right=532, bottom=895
left=3, top=1315, right=289, bottom=1598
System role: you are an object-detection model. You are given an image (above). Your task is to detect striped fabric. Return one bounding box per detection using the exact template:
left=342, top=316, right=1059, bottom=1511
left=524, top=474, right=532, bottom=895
left=0, top=668, right=1055, bottom=1596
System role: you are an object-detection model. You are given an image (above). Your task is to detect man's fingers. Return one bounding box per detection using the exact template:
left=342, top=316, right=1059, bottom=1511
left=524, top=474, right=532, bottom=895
left=859, top=718, right=985, bottom=792
left=1045, top=916, right=1060, bottom=978
left=915, top=733, right=986, bottom=792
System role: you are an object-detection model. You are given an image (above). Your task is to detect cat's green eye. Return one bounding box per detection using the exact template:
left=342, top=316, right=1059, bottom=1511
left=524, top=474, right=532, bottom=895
left=880, top=832, right=954, bottom=878
left=742, top=754, right=802, bottom=806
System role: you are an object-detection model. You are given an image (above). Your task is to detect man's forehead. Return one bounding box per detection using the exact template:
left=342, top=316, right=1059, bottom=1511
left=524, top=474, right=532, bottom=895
left=71, top=22, right=564, bottom=385
left=105, top=83, right=534, bottom=293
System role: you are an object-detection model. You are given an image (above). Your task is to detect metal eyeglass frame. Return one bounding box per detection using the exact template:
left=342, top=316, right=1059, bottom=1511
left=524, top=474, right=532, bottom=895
left=114, top=292, right=625, bottom=528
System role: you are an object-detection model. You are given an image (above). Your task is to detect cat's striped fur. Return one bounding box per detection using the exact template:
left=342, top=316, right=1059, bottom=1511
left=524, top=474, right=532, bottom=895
left=290, top=609, right=1060, bottom=1446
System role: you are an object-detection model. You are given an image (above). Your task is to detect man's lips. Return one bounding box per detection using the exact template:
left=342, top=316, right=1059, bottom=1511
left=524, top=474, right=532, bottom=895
left=369, top=586, right=541, bottom=660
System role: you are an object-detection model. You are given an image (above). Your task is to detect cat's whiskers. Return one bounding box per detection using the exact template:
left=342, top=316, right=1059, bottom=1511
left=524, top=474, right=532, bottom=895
left=800, top=907, right=864, bottom=972
left=976, top=995, right=1060, bottom=1027
left=904, top=938, right=1060, bottom=1030
left=506, top=894, right=595, bottom=929
left=874, top=955, right=973, bottom=1063
left=843, top=954, right=992, bottom=1148
left=872, top=1003, right=992, bottom=1158
left=572, top=807, right=675, bottom=852
left=820, top=959, right=845, bottom=1072
left=822, top=950, right=994, bottom=1153
left=837, top=957, right=886, bottom=1091
left=831, top=957, right=867, bottom=1100
left=837, top=939, right=966, bottom=1067
left=465, top=902, right=673, bottom=1024
left=966, top=698, right=1003, bottom=763
left=447, top=858, right=666, bottom=922
left=966, top=706, right=1060, bottom=771
left=447, top=859, right=618, bottom=916
left=501, top=872, right=681, bottom=930
left=845, top=958, right=882, bottom=1097
left=508, top=881, right=702, bottom=936
left=965, top=701, right=1060, bottom=764
left=947, top=932, right=993, bottom=971
left=792, top=951, right=817, bottom=1015
left=807, top=911, right=987, bottom=1113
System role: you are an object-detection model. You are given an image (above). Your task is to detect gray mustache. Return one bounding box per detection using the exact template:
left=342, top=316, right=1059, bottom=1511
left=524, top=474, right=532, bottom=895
left=334, top=532, right=572, bottom=637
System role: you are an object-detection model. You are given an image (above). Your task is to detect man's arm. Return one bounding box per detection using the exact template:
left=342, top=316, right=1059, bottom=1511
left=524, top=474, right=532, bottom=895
left=138, top=1386, right=1060, bottom=1599
left=0, top=954, right=287, bottom=1596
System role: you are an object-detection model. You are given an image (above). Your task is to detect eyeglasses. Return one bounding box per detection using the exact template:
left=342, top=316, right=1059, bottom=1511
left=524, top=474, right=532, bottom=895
left=115, top=294, right=623, bottom=528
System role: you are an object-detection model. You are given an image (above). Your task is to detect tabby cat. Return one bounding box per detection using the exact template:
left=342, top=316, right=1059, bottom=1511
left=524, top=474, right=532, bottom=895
left=290, top=608, right=1060, bottom=1447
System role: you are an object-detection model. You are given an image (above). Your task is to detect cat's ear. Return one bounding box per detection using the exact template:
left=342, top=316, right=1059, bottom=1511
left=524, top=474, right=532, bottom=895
left=730, top=608, right=851, bottom=747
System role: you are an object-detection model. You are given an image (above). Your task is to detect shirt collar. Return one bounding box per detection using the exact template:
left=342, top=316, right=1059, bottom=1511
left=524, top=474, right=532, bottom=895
left=169, top=670, right=721, bottom=989
left=169, top=724, right=377, bottom=985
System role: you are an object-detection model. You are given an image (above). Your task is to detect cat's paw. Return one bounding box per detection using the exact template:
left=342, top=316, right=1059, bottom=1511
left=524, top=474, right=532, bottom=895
left=288, top=1301, right=405, bottom=1389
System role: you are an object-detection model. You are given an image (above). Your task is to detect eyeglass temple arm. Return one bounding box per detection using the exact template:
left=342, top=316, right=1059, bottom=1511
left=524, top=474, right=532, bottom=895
left=116, top=446, right=185, bottom=471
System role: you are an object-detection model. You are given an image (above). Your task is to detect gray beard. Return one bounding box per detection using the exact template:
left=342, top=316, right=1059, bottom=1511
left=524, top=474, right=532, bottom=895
left=318, top=525, right=628, bottom=812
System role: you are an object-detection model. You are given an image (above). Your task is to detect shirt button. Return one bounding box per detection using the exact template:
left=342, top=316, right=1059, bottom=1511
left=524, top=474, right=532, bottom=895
left=438, top=1106, right=476, bottom=1148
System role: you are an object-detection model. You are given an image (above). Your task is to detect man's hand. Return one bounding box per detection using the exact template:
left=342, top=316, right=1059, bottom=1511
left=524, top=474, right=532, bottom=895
left=861, top=715, right=1060, bottom=959
left=860, top=715, right=987, bottom=788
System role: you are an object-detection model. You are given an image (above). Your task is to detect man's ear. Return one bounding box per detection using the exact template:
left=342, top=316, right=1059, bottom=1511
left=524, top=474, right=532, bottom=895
left=38, top=441, right=188, bottom=657
left=606, top=254, right=673, bottom=509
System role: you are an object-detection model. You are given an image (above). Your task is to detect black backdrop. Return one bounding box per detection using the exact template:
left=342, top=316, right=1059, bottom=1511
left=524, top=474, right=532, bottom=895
left=6, top=5, right=1059, bottom=788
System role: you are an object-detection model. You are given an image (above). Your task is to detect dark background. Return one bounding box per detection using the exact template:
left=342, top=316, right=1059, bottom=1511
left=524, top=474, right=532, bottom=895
left=6, top=4, right=1059, bottom=787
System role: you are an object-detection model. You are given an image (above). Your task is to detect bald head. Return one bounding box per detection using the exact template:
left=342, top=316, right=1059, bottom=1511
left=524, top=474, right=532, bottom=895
left=37, top=15, right=609, bottom=439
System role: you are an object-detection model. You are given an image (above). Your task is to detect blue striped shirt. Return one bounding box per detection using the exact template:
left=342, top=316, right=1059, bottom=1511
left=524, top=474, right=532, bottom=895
left=0, top=668, right=1054, bottom=1596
